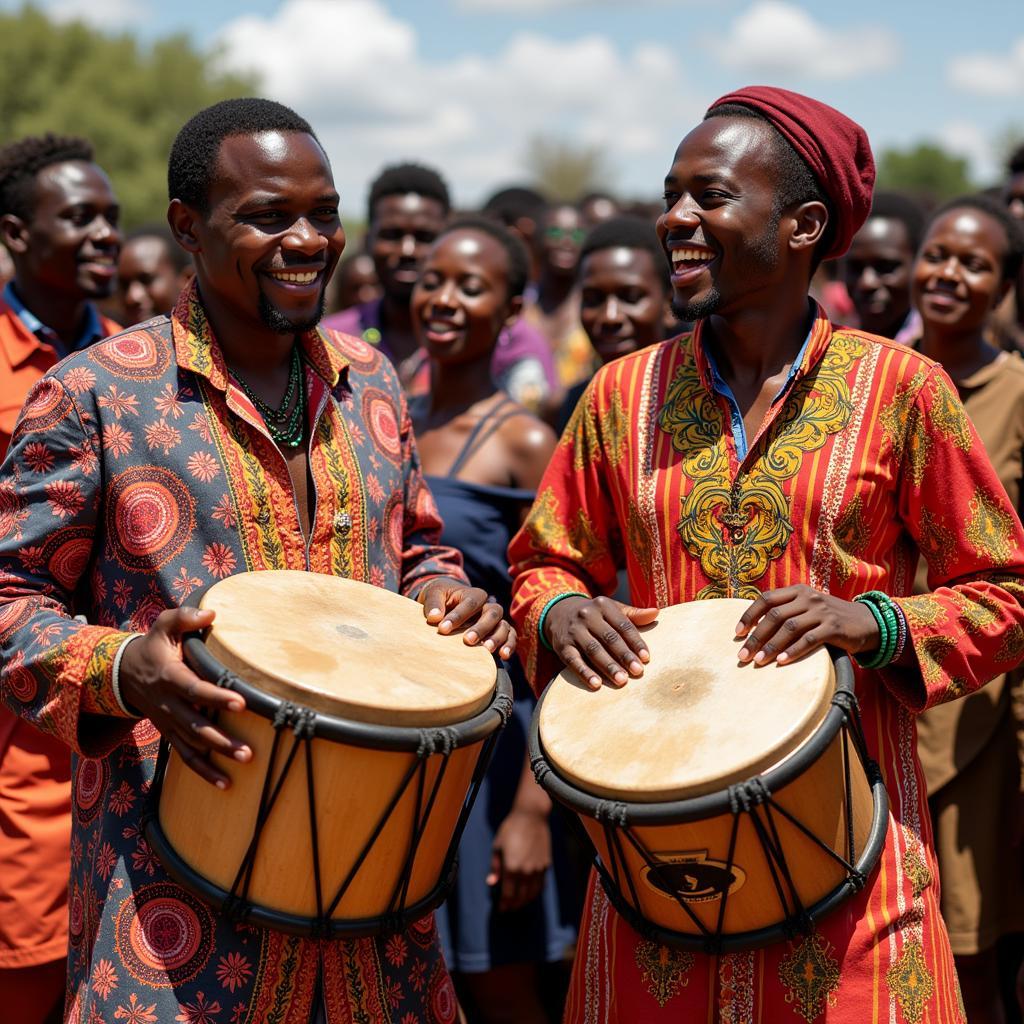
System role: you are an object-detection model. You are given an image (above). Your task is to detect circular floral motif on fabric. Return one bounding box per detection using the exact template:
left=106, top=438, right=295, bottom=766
left=429, top=961, right=458, bottom=1023
left=361, top=388, right=403, bottom=465
left=39, top=526, right=94, bottom=589
left=115, top=882, right=215, bottom=987
left=333, top=333, right=379, bottom=372
left=383, top=492, right=403, bottom=566
left=0, top=483, right=24, bottom=541
left=0, top=600, right=30, bottom=644
left=75, top=757, right=109, bottom=826
left=408, top=913, right=437, bottom=950
left=88, top=331, right=170, bottom=380
left=69, top=883, right=84, bottom=944
left=18, top=377, right=74, bottom=435
left=106, top=466, right=195, bottom=572
left=5, top=655, right=36, bottom=703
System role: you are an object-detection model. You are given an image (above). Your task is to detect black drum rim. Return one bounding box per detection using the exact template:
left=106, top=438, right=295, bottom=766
left=528, top=650, right=891, bottom=952
left=530, top=652, right=858, bottom=823
left=182, top=579, right=508, bottom=752
left=588, top=769, right=888, bottom=952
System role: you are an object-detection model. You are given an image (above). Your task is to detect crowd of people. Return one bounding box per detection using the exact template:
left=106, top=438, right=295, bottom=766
left=0, top=87, right=1023, bottom=1024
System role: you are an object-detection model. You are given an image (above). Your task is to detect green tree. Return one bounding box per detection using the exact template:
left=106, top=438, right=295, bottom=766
left=525, top=134, right=615, bottom=202
left=875, top=143, right=975, bottom=206
left=0, top=5, right=257, bottom=226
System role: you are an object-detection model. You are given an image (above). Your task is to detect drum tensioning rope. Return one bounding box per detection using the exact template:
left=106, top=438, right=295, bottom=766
left=529, top=651, right=889, bottom=954
left=144, top=604, right=513, bottom=939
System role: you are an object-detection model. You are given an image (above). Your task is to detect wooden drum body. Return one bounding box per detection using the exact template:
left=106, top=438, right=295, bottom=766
left=530, top=599, right=888, bottom=952
left=145, top=571, right=511, bottom=937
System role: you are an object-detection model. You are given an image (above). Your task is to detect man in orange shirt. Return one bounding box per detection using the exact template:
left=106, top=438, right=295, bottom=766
left=0, top=132, right=121, bottom=1024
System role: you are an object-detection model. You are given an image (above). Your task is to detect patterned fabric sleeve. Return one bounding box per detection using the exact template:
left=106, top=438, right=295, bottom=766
left=0, top=375, right=136, bottom=757
left=888, top=364, right=1024, bottom=712
left=395, top=388, right=468, bottom=600
left=509, top=380, right=624, bottom=693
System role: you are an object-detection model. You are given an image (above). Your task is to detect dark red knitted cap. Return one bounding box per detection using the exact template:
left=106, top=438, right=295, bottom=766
left=707, top=85, right=875, bottom=259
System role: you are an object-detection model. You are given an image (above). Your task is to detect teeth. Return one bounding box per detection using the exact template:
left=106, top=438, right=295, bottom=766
left=671, top=248, right=714, bottom=265
left=270, top=270, right=318, bottom=284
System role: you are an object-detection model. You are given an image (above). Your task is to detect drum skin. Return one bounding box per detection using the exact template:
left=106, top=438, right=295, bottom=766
left=159, top=718, right=484, bottom=920
left=577, top=729, right=875, bottom=936
left=535, top=598, right=880, bottom=943
left=153, top=570, right=501, bottom=927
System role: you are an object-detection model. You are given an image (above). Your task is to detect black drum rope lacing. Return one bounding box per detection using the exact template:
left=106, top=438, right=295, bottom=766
left=144, top=621, right=513, bottom=939
left=529, top=652, right=889, bottom=955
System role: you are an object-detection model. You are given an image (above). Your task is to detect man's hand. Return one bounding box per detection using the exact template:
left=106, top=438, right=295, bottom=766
left=487, top=808, right=552, bottom=913
left=119, top=607, right=252, bottom=788
left=735, top=585, right=880, bottom=666
left=418, top=580, right=516, bottom=659
left=544, top=595, right=658, bottom=690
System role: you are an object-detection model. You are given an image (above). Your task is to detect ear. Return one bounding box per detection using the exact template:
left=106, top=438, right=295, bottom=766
left=167, top=199, right=202, bottom=255
left=503, top=293, right=524, bottom=330
left=787, top=200, right=829, bottom=255
left=1, top=213, right=29, bottom=256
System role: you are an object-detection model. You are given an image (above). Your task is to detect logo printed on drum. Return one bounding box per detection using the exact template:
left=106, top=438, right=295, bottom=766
left=641, top=850, right=746, bottom=903
left=334, top=623, right=369, bottom=641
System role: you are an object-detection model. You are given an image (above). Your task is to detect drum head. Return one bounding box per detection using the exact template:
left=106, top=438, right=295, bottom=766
left=538, top=599, right=835, bottom=801
left=198, top=570, right=496, bottom=726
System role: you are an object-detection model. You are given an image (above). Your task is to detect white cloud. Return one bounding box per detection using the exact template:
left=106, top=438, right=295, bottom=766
left=948, top=37, right=1024, bottom=98
left=35, top=0, right=152, bottom=26
left=709, top=1, right=899, bottom=80
left=940, top=120, right=999, bottom=183
left=215, top=0, right=705, bottom=217
left=456, top=0, right=666, bottom=9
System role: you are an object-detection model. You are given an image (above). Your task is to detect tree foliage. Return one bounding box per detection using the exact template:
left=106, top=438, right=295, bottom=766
left=0, top=5, right=257, bottom=227
left=875, top=143, right=975, bottom=207
left=525, top=134, right=615, bottom=202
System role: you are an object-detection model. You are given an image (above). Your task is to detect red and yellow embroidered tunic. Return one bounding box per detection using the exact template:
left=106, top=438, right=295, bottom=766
left=509, top=309, right=1024, bottom=1022
left=0, top=284, right=466, bottom=1024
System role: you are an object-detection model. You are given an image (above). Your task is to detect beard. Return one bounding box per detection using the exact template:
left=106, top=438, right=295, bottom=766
left=257, top=288, right=326, bottom=334
left=672, top=210, right=782, bottom=324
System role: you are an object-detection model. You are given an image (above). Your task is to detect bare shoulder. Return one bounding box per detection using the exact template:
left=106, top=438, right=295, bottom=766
left=496, top=398, right=558, bottom=488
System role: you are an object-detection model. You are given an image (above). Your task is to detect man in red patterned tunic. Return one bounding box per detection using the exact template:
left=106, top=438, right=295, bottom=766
left=509, top=86, right=1024, bottom=1021
left=0, top=98, right=513, bottom=1024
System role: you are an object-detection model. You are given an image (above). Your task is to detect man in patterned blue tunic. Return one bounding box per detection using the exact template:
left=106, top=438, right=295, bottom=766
left=0, top=98, right=513, bottom=1024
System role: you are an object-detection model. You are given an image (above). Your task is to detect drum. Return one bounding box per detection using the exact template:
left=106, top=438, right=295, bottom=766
left=145, top=570, right=511, bottom=938
left=529, top=598, right=888, bottom=953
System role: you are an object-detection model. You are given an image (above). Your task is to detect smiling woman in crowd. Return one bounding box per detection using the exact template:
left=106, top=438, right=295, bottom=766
left=912, top=193, right=1024, bottom=1023
left=409, top=215, right=575, bottom=1024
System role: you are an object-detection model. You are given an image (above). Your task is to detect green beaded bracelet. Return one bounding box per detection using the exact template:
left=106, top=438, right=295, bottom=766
left=538, top=592, right=589, bottom=651
left=854, top=591, right=899, bottom=669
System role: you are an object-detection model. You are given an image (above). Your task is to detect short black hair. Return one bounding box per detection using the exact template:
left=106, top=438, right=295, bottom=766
left=865, top=191, right=926, bottom=253
left=168, top=98, right=319, bottom=213
left=0, top=132, right=95, bottom=220
left=1008, top=143, right=1024, bottom=177
left=579, top=215, right=671, bottom=293
left=481, top=185, right=547, bottom=227
left=125, top=223, right=191, bottom=273
left=435, top=214, right=530, bottom=300
left=704, top=103, right=836, bottom=261
left=367, top=162, right=450, bottom=225
left=929, top=193, right=1024, bottom=282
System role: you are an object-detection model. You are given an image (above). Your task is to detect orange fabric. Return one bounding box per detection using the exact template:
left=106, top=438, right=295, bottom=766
left=0, top=299, right=119, bottom=458
left=0, top=302, right=118, bottom=967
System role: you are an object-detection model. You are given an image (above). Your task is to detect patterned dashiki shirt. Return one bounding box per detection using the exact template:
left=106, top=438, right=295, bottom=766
left=509, top=306, right=1024, bottom=1023
left=0, top=282, right=467, bottom=1024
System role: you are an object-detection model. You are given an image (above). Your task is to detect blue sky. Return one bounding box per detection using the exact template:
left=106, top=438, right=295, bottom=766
left=7, top=0, right=1024, bottom=218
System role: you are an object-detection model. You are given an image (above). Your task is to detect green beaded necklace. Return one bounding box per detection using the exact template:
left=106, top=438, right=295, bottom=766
left=232, top=345, right=306, bottom=449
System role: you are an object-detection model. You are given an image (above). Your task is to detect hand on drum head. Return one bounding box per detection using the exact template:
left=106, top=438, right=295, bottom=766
left=734, top=585, right=880, bottom=666
left=418, top=579, right=516, bottom=659
left=544, top=595, right=658, bottom=689
left=119, top=607, right=253, bottom=789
